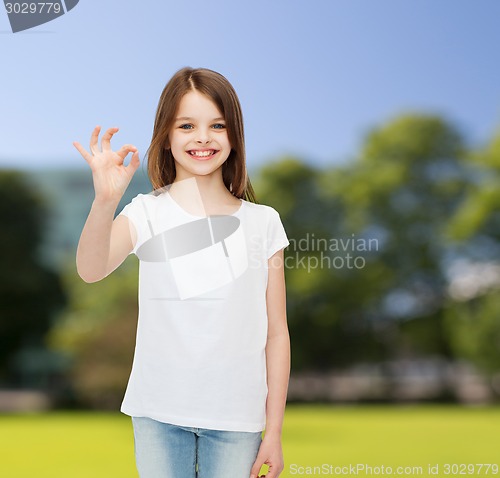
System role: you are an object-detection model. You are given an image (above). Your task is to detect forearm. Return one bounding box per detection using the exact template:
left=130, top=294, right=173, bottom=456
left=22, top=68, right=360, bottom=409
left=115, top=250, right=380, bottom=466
left=264, top=330, right=291, bottom=439
left=76, top=198, right=119, bottom=282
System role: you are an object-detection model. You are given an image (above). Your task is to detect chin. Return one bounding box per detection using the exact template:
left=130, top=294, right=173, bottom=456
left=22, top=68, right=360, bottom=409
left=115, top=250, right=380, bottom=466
left=184, top=165, right=224, bottom=177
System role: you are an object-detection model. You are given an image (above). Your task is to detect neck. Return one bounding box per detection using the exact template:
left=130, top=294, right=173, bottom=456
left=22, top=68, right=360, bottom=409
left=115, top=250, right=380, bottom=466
left=171, top=169, right=235, bottom=209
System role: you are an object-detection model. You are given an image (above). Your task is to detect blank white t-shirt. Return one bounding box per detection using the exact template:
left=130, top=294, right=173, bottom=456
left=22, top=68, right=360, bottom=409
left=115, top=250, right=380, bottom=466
left=117, top=190, right=289, bottom=432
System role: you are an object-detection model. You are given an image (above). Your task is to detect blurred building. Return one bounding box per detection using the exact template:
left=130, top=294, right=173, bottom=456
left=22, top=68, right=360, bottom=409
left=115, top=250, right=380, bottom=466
left=23, top=167, right=152, bottom=269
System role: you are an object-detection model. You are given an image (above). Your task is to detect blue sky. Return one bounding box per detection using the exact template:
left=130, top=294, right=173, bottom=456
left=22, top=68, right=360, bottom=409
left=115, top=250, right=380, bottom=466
left=1, top=0, right=499, bottom=171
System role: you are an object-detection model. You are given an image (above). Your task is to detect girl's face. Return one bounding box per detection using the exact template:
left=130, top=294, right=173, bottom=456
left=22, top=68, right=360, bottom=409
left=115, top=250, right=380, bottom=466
left=169, top=90, right=231, bottom=180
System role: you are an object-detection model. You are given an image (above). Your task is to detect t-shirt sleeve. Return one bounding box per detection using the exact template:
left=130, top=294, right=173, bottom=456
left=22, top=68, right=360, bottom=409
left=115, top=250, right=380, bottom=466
left=266, top=207, right=290, bottom=259
left=117, top=193, right=149, bottom=255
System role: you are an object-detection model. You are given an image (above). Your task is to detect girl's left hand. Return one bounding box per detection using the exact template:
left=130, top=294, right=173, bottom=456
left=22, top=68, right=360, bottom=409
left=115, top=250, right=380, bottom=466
left=249, top=434, right=284, bottom=478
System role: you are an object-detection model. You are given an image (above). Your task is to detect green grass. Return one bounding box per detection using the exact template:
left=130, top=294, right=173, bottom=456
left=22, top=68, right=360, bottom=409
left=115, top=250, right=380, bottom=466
left=1, top=404, right=499, bottom=477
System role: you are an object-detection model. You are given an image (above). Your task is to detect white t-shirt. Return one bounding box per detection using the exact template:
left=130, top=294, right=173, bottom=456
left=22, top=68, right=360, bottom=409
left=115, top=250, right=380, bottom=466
left=117, top=189, right=290, bottom=432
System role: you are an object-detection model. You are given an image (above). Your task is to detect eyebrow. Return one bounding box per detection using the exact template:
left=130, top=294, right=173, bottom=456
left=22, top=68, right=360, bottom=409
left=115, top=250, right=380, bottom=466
left=175, top=117, right=225, bottom=122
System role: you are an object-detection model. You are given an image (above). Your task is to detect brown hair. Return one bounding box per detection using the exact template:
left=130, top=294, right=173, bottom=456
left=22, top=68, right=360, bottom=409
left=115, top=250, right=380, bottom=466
left=145, top=67, right=258, bottom=203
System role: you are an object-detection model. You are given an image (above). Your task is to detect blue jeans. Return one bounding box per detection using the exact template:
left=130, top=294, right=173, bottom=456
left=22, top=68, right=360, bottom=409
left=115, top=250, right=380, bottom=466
left=131, top=416, right=263, bottom=478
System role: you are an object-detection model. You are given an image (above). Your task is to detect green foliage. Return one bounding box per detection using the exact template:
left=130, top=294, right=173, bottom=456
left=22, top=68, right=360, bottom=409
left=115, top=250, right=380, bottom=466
left=0, top=170, right=66, bottom=383
left=47, top=256, right=139, bottom=408
left=441, top=128, right=500, bottom=381
left=320, top=114, right=472, bottom=359
left=443, top=292, right=500, bottom=377
left=254, top=114, right=475, bottom=371
left=254, top=157, right=388, bottom=369
left=446, top=129, right=500, bottom=241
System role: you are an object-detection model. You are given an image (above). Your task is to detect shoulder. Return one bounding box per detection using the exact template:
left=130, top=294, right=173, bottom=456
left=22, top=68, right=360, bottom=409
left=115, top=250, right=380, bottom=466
left=244, top=202, right=285, bottom=230
left=124, top=190, right=163, bottom=208
left=118, top=191, right=159, bottom=220
left=242, top=200, right=282, bottom=219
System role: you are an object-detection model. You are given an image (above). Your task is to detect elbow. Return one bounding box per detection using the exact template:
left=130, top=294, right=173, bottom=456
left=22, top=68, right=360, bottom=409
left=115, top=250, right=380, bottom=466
left=76, top=264, right=106, bottom=283
left=77, top=271, right=104, bottom=283
left=76, top=252, right=111, bottom=282
left=81, top=275, right=103, bottom=284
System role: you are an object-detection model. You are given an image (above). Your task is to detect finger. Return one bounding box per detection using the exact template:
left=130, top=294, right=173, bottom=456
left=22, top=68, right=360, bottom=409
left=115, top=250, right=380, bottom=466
left=116, top=144, right=138, bottom=161
left=89, top=125, right=101, bottom=155
left=126, top=150, right=140, bottom=175
left=73, top=141, right=93, bottom=164
left=263, top=469, right=279, bottom=478
left=250, top=462, right=264, bottom=478
left=264, top=462, right=284, bottom=478
left=101, top=127, right=119, bottom=151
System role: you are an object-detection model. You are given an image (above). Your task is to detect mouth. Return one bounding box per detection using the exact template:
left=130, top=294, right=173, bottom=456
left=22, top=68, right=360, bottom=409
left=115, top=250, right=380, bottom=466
left=187, top=149, right=219, bottom=160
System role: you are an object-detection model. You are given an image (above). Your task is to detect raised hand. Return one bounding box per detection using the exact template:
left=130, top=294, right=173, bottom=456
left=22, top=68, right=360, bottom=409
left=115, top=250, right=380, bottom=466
left=73, top=126, right=140, bottom=204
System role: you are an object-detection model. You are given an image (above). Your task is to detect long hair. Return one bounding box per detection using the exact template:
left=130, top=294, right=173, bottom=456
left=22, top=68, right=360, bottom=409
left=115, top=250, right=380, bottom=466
left=145, top=67, right=258, bottom=203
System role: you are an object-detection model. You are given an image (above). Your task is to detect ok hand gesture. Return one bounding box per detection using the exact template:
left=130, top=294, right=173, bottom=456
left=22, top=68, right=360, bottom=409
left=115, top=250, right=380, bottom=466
left=73, top=126, right=140, bottom=204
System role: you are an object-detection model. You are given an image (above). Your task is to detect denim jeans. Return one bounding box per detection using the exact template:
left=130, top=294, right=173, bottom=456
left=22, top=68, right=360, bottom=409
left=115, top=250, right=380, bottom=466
left=131, top=416, right=263, bottom=478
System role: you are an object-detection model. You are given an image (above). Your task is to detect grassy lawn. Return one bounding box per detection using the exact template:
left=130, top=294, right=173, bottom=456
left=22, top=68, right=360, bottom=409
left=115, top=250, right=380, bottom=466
left=1, top=404, right=499, bottom=477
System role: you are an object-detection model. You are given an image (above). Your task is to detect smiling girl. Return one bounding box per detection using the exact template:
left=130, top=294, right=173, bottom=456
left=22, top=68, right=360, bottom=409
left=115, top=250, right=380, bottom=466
left=74, top=67, right=290, bottom=478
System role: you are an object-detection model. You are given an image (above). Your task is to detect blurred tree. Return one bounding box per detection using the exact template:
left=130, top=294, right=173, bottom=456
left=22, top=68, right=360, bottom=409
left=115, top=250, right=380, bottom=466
left=47, top=256, right=138, bottom=409
left=0, top=170, right=66, bottom=386
left=327, top=114, right=472, bottom=360
left=254, top=157, right=388, bottom=370
left=327, top=114, right=476, bottom=363
left=255, top=114, right=473, bottom=372
left=446, top=128, right=500, bottom=245
left=442, top=127, right=500, bottom=392
left=443, top=292, right=500, bottom=388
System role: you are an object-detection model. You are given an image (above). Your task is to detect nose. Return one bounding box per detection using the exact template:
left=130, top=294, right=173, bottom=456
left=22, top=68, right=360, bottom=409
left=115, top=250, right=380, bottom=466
left=196, top=127, right=211, bottom=144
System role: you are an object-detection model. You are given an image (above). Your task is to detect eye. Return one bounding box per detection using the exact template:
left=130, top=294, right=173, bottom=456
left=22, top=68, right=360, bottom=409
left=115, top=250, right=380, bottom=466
left=213, top=123, right=226, bottom=130
left=179, top=124, right=193, bottom=130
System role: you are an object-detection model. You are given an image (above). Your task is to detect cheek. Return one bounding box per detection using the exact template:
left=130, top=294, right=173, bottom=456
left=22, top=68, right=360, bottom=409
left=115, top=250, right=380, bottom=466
left=169, top=133, right=183, bottom=150
left=222, top=133, right=231, bottom=148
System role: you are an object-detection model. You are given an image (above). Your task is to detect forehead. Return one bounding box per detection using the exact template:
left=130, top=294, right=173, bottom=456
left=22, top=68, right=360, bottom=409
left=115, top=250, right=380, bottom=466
left=176, top=90, right=222, bottom=118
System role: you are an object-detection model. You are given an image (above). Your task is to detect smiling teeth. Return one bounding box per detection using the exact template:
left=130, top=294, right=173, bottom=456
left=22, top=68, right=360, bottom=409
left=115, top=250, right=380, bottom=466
left=190, top=150, right=216, bottom=157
